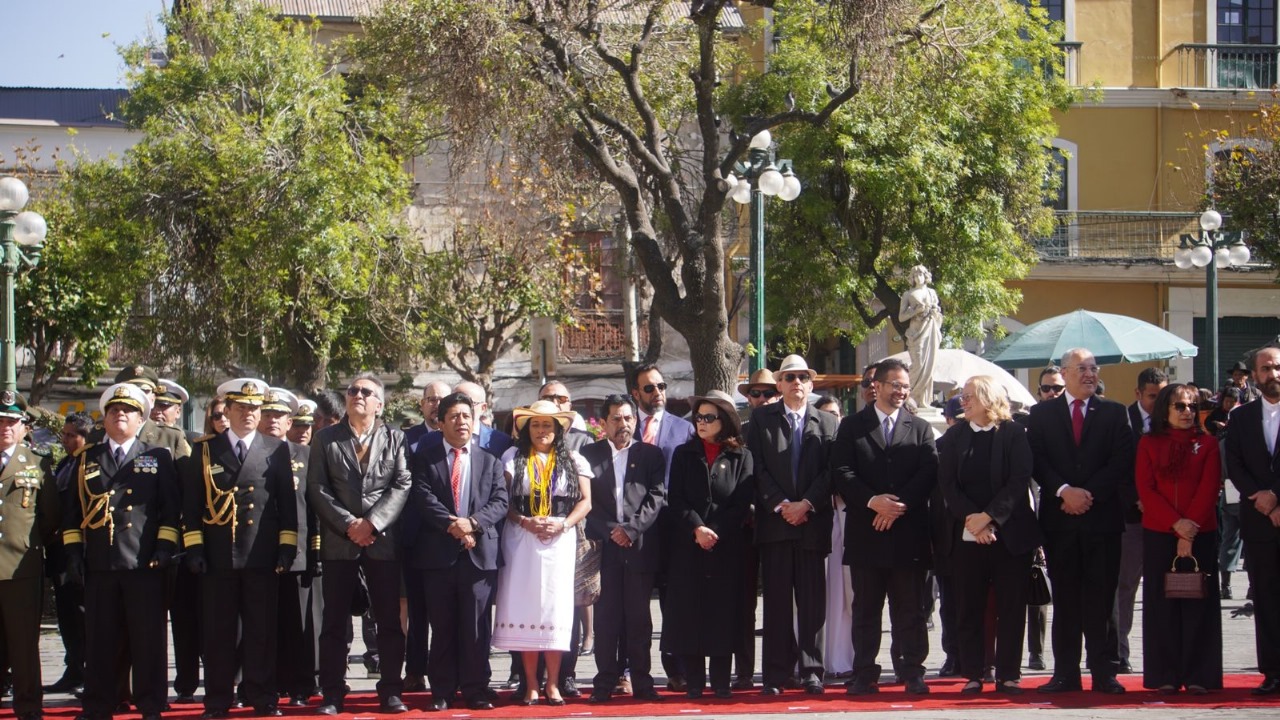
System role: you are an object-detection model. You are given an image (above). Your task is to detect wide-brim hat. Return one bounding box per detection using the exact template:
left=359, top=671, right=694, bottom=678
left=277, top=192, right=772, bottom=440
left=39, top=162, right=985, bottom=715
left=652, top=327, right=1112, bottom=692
left=115, top=364, right=160, bottom=392
left=737, top=368, right=778, bottom=395
left=156, top=379, right=190, bottom=406
left=777, top=354, right=820, bottom=380
left=101, top=382, right=151, bottom=415
left=1231, top=360, right=1249, bottom=373
left=217, top=378, right=268, bottom=406
left=687, top=390, right=743, bottom=439
left=0, top=390, right=28, bottom=421
left=262, top=387, right=299, bottom=414
left=512, top=400, right=576, bottom=432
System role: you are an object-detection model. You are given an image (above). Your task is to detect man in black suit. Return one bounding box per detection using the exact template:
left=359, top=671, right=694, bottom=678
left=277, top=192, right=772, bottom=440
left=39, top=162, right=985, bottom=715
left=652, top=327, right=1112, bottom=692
left=407, top=393, right=509, bottom=711
left=1115, top=367, right=1166, bottom=674
left=308, top=373, right=412, bottom=715
left=580, top=394, right=667, bottom=703
left=830, top=357, right=937, bottom=696
left=746, top=354, right=838, bottom=696
left=1026, top=348, right=1133, bottom=694
left=1223, top=344, right=1280, bottom=695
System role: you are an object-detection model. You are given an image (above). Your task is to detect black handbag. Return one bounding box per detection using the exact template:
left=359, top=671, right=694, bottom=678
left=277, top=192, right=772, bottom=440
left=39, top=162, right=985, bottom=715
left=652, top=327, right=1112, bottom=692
left=1027, top=562, right=1051, bottom=606
left=1165, top=556, right=1207, bottom=600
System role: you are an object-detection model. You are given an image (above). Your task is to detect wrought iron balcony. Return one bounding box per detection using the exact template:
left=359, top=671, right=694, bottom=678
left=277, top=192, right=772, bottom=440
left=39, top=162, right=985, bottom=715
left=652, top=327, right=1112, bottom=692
left=1033, top=211, right=1240, bottom=262
left=1175, top=43, right=1279, bottom=89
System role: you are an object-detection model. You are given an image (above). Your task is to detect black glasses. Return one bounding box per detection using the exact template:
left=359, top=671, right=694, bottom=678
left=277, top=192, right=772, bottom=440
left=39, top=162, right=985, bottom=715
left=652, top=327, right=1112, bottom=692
left=860, top=379, right=873, bottom=389
left=540, top=394, right=570, bottom=404
left=1173, top=402, right=1199, bottom=413
left=346, top=386, right=377, bottom=398
left=747, top=388, right=778, bottom=399
left=1040, top=384, right=1065, bottom=394
left=783, top=373, right=811, bottom=383
left=641, top=382, right=668, bottom=393
left=693, top=413, right=720, bottom=424
left=209, top=412, right=225, bottom=421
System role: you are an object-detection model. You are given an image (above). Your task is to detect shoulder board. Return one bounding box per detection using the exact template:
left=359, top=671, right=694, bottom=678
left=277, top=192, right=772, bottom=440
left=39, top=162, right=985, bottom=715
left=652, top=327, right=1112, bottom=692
left=73, top=443, right=96, bottom=458
left=194, top=434, right=216, bottom=443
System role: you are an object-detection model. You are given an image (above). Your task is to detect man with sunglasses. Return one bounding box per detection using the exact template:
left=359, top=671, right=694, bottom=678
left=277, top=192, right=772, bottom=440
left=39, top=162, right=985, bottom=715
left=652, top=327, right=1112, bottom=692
left=746, top=355, right=838, bottom=696
left=738, top=369, right=780, bottom=411
left=1026, top=348, right=1133, bottom=695
left=1018, top=366, right=1067, bottom=673
left=308, top=374, right=412, bottom=715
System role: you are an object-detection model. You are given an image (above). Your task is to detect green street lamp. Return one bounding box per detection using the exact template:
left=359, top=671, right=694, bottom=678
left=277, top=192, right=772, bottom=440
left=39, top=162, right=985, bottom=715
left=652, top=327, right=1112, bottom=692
left=0, top=177, right=48, bottom=394
left=1173, top=209, right=1249, bottom=390
left=725, top=130, right=801, bottom=373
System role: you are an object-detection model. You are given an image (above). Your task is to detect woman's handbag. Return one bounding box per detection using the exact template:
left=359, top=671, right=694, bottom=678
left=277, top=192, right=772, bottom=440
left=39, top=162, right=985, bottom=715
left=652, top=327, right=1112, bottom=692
left=574, top=524, right=602, bottom=607
left=1027, top=561, right=1052, bottom=606
left=1165, top=555, right=1208, bottom=600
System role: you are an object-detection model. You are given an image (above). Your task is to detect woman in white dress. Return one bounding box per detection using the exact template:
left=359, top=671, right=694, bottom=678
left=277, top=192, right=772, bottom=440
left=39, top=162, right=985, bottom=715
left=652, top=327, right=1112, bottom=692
left=492, top=400, right=593, bottom=706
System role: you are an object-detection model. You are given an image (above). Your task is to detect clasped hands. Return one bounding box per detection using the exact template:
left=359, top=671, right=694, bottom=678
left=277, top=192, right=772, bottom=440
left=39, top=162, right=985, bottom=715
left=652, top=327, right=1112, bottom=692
left=694, top=525, right=719, bottom=550
left=868, top=493, right=906, bottom=532
left=964, top=512, right=997, bottom=545
left=346, top=518, right=377, bottom=548
left=521, top=515, right=566, bottom=542
left=1059, top=486, right=1093, bottom=515
left=448, top=515, right=479, bottom=549
left=779, top=499, right=812, bottom=526
left=1251, top=489, right=1280, bottom=528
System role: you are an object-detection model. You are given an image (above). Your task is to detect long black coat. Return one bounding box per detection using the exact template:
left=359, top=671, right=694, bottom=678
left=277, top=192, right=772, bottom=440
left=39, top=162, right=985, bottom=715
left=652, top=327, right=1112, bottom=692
left=660, top=439, right=754, bottom=657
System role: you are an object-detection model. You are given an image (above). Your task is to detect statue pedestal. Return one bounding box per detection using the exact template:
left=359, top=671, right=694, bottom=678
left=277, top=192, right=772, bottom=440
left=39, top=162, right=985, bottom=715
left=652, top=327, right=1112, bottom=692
left=914, top=405, right=949, bottom=438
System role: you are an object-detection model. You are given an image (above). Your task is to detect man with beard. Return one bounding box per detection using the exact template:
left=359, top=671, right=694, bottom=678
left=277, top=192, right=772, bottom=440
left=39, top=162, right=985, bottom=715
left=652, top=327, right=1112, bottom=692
left=1224, top=344, right=1280, bottom=695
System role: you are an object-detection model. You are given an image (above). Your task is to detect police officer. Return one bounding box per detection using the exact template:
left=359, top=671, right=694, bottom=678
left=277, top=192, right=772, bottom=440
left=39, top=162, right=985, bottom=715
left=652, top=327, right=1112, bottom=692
left=183, top=379, right=298, bottom=719
left=0, top=391, right=60, bottom=720
left=88, top=366, right=192, bottom=461
left=288, top=400, right=317, bottom=446
left=65, top=383, right=181, bottom=720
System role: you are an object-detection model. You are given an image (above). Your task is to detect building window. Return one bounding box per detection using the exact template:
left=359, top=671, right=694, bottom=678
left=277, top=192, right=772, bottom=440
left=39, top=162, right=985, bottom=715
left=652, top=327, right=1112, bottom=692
left=1017, top=0, right=1065, bottom=23
left=1219, top=0, right=1276, bottom=44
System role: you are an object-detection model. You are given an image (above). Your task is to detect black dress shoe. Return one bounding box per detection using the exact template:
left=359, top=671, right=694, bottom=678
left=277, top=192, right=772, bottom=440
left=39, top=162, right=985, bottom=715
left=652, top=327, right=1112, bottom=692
left=1118, top=661, right=1133, bottom=674
left=634, top=689, right=664, bottom=701
left=904, top=677, right=930, bottom=695
left=288, top=695, right=309, bottom=707
left=380, top=696, right=408, bottom=713
left=44, top=676, right=84, bottom=693
left=804, top=682, right=825, bottom=695
left=667, top=677, right=687, bottom=692
left=732, top=676, right=754, bottom=690
left=588, top=691, right=612, bottom=703
left=846, top=680, right=879, bottom=695
left=714, top=687, right=733, bottom=699
left=938, top=657, right=958, bottom=677
left=428, top=697, right=450, bottom=711
left=760, top=685, right=782, bottom=696
left=686, top=689, right=703, bottom=699
left=1027, top=654, right=1046, bottom=671
left=256, top=706, right=284, bottom=717
left=174, top=694, right=197, bottom=704
left=403, top=675, right=427, bottom=693
left=961, top=680, right=983, bottom=695
left=1254, top=677, right=1280, bottom=695
left=1092, top=677, right=1125, bottom=694
left=1038, top=677, right=1082, bottom=693
left=315, top=703, right=340, bottom=715
left=995, top=680, right=1024, bottom=695
left=141, top=714, right=162, bottom=720
left=503, top=674, right=521, bottom=690
left=115, top=702, right=132, bottom=713
left=561, top=678, right=581, bottom=698
left=466, top=698, right=495, bottom=710
left=201, top=712, right=230, bottom=720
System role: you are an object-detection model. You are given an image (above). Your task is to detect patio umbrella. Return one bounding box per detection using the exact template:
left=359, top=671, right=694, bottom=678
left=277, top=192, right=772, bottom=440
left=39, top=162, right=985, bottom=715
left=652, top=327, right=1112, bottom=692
left=886, top=348, right=1037, bottom=407
left=984, top=309, right=1198, bottom=369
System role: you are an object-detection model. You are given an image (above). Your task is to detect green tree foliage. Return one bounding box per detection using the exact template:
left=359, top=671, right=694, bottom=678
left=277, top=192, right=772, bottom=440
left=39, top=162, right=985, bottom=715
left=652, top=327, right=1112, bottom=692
left=735, top=0, right=1076, bottom=352
left=112, top=1, right=426, bottom=391
left=1209, top=103, right=1280, bottom=265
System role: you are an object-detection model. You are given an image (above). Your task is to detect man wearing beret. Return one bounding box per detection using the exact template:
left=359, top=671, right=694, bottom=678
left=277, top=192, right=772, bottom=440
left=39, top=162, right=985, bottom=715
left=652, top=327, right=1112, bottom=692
left=64, top=383, right=181, bottom=720
left=182, top=379, right=298, bottom=719
left=0, top=391, right=61, bottom=720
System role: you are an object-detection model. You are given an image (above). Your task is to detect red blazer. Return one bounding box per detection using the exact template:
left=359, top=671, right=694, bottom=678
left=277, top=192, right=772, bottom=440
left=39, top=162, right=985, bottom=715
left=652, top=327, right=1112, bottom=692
left=1135, top=429, right=1220, bottom=533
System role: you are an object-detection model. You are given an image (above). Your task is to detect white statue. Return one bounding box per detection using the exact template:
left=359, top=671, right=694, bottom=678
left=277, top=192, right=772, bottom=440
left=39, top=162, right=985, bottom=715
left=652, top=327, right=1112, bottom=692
left=899, top=265, right=942, bottom=409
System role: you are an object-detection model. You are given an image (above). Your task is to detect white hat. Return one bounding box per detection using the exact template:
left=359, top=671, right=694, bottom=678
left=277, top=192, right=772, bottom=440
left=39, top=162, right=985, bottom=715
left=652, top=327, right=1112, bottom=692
left=293, top=399, right=317, bottom=424
left=100, top=382, right=152, bottom=415
left=156, top=379, right=190, bottom=405
left=216, top=378, right=269, bottom=406
left=262, top=387, right=299, bottom=414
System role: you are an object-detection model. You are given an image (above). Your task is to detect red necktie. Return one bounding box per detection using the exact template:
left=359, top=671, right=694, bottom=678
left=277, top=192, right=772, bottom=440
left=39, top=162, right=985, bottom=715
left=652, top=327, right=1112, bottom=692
left=642, top=415, right=658, bottom=444
left=450, top=447, right=465, bottom=511
left=1071, top=399, right=1085, bottom=446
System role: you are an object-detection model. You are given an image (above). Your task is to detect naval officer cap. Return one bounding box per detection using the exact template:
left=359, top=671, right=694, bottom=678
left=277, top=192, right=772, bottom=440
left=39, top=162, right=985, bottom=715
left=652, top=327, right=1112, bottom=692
left=100, top=383, right=152, bottom=415
left=293, top=399, right=316, bottom=426
left=156, top=379, right=190, bottom=406
left=217, top=378, right=269, bottom=406
left=262, top=387, right=299, bottom=414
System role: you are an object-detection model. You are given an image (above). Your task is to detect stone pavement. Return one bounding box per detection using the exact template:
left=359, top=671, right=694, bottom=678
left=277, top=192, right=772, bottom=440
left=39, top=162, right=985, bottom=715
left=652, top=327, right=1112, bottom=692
left=30, top=572, right=1276, bottom=717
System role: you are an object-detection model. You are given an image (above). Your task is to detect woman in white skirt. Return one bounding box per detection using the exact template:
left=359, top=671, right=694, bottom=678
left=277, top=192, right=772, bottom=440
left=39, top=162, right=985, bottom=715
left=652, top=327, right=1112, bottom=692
left=493, top=400, right=593, bottom=706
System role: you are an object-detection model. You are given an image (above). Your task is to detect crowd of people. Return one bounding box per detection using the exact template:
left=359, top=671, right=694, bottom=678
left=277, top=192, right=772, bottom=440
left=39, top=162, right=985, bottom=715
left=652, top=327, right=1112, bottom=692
left=0, top=345, right=1277, bottom=720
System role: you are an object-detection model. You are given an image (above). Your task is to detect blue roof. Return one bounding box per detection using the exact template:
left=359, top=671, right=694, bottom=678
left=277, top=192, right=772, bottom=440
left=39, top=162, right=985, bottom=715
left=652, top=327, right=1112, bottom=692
left=0, top=88, right=129, bottom=127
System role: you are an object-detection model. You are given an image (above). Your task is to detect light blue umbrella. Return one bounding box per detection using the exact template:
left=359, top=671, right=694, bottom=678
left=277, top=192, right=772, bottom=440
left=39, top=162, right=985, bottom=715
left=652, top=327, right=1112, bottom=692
left=985, top=309, right=1198, bottom=369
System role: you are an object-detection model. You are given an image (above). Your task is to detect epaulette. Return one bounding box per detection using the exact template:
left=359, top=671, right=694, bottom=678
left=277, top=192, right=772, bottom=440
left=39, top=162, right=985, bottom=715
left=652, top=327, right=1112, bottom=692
left=193, top=434, right=216, bottom=443
left=73, top=443, right=95, bottom=458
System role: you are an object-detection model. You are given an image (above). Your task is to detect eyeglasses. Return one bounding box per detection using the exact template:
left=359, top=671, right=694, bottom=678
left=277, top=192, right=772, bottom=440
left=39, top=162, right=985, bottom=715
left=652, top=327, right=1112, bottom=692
left=423, top=396, right=442, bottom=404
left=641, top=382, right=667, bottom=393
left=346, top=386, right=377, bottom=398
left=879, top=380, right=911, bottom=393
left=209, top=412, right=225, bottom=421
left=783, top=373, right=811, bottom=383
left=693, top=413, right=720, bottom=424
left=747, top=388, right=778, bottom=399
left=958, top=394, right=973, bottom=403
left=1068, top=365, right=1100, bottom=374
left=1173, top=402, right=1199, bottom=413
left=860, top=379, right=874, bottom=389
left=540, top=394, right=570, bottom=404
left=1039, top=384, right=1065, bottom=394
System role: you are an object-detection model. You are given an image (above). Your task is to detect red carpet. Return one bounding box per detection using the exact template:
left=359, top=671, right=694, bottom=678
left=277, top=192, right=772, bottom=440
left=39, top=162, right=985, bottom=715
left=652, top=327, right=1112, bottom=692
left=20, top=674, right=1277, bottom=718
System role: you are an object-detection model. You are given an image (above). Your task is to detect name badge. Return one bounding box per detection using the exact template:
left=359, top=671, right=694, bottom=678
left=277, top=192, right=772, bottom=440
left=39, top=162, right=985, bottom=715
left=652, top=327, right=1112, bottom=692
left=84, top=470, right=100, bottom=480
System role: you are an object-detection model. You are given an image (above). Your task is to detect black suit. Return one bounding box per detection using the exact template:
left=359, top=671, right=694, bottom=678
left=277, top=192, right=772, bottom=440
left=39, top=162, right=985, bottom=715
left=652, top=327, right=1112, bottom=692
left=1026, top=394, right=1134, bottom=684
left=580, top=439, right=666, bottom=695
left=747, top=402, right=838, bottom=687
left=1223, top=398, right=1280, bottom=681
left=830, top=406, right=936, bottom=685
left=406, top=437, right=508, bottom=704
left=276, top=440, right=321, bottom=699
left=1114, top=403, right=1148, bottom=667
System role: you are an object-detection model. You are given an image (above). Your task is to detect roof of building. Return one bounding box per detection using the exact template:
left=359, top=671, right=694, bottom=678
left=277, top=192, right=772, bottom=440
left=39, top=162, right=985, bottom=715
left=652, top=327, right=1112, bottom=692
left=0, top=88, right=130, bottom=127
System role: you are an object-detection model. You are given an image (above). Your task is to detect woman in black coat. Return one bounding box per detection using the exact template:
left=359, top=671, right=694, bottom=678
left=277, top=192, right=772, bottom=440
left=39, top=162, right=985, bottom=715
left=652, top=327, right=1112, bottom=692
left=938, top=376, right=1044, bottom=695
left=660, top=391, right=755, bottom=699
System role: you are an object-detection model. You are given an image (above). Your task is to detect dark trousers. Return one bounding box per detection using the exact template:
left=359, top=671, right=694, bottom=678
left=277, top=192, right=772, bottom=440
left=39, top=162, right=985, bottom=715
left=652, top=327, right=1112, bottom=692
left=1043, top=530, right=1121, bottom=681
left=201, top=569, right=279, bottom=712
left=50, top=572, right=86, bottom=684
left=735, top=535, right=758, bottom=681
left=0, top=576, right=44, bottom=715
left=403, top=564, right=428, bottom=679
left=759, top=541, right=826, bottom=687
left=1142, top=530, right=1223, bottom=689
left=849, top=565, right=928, bottom=685
left=1114, top=521, right=1144, bottom=664
left=83, top=569, right=167, bottom=716
left=592, top=553, right=656, bottom=694
left=170, top=564, right=202, bottom=696
left=682, top=654, right=731, bottom=693
left=953, top=541, right=1031, bottom=682
left=1243, top=530, right=1280, bottom=678
left=935, top=574, right=958, bottom=660
left=1027, top=604, right=1047, bottom=656
left=276, top=572, right=320, bottom=697
left=423, top=558, right=495, bottom=702
left=320, top=558, right=405, bottom=702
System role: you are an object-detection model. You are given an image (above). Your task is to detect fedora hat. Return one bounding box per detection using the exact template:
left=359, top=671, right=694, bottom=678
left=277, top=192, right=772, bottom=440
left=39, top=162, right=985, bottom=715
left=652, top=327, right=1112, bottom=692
left=687, top=391, right=743, bottom=440
left=512, top=400, right=576, bottom=433
left=737, top=368, right=777, bottom=395
left=777, top=354, right=819, bottom=379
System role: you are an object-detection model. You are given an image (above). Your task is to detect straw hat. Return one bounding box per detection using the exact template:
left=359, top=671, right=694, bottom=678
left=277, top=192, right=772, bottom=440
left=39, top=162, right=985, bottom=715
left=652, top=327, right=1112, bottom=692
left=511, top=400, right=576, bottom=433
left=737, top=368, right=777, bottom=395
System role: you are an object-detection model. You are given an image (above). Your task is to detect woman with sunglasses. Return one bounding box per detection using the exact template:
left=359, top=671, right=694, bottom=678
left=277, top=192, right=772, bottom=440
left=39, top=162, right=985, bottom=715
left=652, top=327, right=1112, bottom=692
left=660, top=391, right=754, bottom=699
left=203, top=397, right=229, bottom=435
left=1136, top=383, right=1223, bottom=695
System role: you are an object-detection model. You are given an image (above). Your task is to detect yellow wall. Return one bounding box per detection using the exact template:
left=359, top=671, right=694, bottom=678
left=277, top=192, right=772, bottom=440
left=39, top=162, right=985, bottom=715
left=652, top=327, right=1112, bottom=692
left=1076, top=0, right=1204, bottom=88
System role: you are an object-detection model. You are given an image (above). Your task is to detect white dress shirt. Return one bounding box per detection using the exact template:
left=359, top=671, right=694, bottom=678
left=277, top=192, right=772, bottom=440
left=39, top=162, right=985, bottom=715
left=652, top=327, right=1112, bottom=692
left=609, top=440, right=634, bottom=521
left=1263, top=396, right=1280, bottom=455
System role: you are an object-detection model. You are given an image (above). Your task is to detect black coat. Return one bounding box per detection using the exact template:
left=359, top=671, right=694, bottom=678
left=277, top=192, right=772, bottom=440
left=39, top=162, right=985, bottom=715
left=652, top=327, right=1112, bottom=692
left=306, top=419, right=411, bottom=562
left=580, top=439, right=667, bottom=573
left=830, top=406, right=938, bottom=569
left=660, top=439, right=754, bottom=656
left=404, top=437, right=508, bottom=571
left=1223, top=399, right=1280, bottom=543
left=937, top=421, right=1043, bottom=558
left=746, top=402, right=838, bottom=551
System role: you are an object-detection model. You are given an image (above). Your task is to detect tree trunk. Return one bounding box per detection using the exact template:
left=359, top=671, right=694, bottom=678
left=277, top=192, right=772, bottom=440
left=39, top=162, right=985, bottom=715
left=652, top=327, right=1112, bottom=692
left=686, top=326, right=744, bottom=395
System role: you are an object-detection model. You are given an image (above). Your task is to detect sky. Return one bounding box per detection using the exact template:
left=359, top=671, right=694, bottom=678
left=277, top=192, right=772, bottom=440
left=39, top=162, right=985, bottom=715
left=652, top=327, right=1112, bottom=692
left=0, top=0, right=170, bottom=89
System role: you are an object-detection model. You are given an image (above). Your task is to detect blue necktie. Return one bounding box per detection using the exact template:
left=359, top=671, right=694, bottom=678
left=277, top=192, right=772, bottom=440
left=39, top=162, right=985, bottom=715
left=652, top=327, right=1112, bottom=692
left=790, top=412, right=803, bottom=478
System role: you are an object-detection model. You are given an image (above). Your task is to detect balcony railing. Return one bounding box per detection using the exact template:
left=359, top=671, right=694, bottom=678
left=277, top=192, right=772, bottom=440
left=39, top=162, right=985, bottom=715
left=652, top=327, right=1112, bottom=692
left=1033, top=211, right=1232, bottom=262
left=558, top=309, right=650, bottom=361
left=1175, top=43, right=1279, bottom=89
